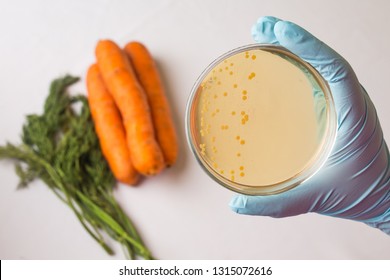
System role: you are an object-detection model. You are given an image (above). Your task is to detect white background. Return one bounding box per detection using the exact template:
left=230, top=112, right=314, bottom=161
left=0, top=0, right=389, bottom=259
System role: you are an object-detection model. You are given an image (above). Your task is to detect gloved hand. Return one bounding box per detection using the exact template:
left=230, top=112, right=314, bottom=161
left=229, top=16, right=390, bottom=235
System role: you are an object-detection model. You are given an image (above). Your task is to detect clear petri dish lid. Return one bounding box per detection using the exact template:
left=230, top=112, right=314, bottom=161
left=185, top=44, right=337, bottom=196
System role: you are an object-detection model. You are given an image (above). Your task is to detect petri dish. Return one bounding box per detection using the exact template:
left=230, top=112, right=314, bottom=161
left=185, top=44, right=337, bottom=196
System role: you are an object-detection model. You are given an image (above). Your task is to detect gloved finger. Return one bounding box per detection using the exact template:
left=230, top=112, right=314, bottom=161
left=229, top=181, right=317, bottom=217
left=251, top=16, right=280, bottom=44
left=273, top=20, right=357, bottom=85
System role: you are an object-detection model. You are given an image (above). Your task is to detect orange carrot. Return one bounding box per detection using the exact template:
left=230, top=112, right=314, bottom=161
left=95, top=40, right=165, bottom=176
left=86, top=64, right=139, bottom=185
left=124, top=42, right=178, bottom=167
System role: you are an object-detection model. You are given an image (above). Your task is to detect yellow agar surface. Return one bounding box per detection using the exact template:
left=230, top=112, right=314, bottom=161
left=194, top=49, right=324, bottom=186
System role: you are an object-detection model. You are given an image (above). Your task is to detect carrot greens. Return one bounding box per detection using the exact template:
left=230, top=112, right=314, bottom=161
left=0, top=75, right=153, bottom=259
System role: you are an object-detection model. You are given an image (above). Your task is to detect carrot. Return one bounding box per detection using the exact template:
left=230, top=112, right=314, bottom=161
left=95, top=40, right=165, bottom=176
left=86, top=64, right=139, bottom=185
left=124, top=42, right=178, bottom=167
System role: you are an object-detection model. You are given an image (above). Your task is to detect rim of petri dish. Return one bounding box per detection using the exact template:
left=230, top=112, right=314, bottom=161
left=185, top=44, right=337, bottom=196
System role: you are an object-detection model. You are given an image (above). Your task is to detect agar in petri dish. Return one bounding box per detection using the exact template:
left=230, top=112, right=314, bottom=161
left=186, top=44, right=337, bottom=195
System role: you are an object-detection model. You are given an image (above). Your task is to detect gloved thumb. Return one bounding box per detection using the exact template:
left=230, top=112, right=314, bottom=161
left=229, top=181, right=317, bottom=218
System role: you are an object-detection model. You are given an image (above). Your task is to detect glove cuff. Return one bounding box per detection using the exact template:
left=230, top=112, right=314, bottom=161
left=363, top=207, right=390, bottom=235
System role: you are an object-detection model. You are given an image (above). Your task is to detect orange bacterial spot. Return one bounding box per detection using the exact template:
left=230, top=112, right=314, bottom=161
left=220, top=125, right=229, bottom=130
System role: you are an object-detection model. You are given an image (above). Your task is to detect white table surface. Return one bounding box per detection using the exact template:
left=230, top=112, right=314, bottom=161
left=1, top=0, right=390, bottom=260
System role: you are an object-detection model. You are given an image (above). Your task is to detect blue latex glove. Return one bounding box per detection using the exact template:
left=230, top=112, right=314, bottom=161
left=229, top=16, right=390, bottom=235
